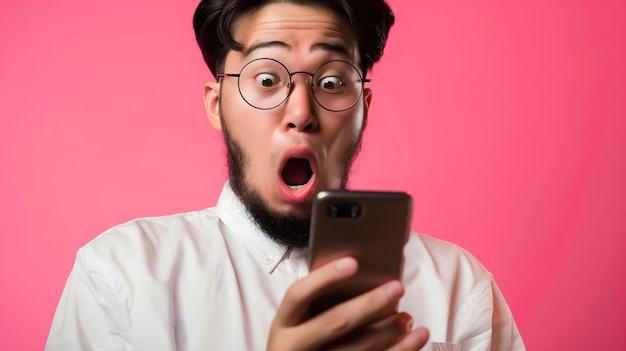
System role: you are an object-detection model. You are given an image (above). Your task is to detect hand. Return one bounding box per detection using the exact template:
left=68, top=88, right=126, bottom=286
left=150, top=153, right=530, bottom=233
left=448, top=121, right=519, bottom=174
left=267, top=257, right=429, bottom=350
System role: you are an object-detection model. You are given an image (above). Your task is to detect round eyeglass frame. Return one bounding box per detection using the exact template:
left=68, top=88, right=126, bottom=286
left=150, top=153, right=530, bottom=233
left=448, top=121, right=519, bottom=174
left=217, top=58, right=371, bottom=112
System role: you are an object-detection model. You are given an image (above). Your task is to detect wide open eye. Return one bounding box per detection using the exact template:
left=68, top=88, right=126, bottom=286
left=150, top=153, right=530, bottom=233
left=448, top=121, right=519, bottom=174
left=317, top=76, right=344, bottom=92
left=255, top=73, right=280, bottom=88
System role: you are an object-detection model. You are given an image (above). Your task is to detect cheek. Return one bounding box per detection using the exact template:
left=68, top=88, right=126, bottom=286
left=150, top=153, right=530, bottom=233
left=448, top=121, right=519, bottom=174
left=222, top=96, right=272, bottom=148
left=328, top=113, right=364, bottom=148
left=228, top=121, right=279, bottom=185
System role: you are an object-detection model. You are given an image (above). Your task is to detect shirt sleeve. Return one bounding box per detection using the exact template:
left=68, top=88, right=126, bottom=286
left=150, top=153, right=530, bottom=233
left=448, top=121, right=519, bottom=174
left=45, top=249, right=133, bottom=351
left=455, top=275, right=525, bottom=351
left=490, top=280, right=525, bottom=350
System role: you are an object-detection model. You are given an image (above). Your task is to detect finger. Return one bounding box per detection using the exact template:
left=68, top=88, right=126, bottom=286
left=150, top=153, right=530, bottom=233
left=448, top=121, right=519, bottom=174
left=322, top=312, right=413, bottom=351
left=297, top=280, right=406, bottom=349
left=387, top=327, right=430, bottom=351
left=274, top=257, right=358, bottom=327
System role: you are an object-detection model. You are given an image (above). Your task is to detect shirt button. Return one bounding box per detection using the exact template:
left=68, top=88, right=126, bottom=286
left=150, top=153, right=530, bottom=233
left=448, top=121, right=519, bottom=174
left=264, top=255, right=274, bottom=265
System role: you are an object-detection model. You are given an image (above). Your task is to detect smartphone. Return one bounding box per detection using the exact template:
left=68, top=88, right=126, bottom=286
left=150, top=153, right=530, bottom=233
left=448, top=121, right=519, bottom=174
left=307, top=190, right=413, bottom=316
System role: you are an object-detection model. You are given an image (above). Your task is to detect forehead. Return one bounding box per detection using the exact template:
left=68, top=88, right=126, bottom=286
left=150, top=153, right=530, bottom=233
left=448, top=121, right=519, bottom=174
left=227, top=3, right=359, bottom=66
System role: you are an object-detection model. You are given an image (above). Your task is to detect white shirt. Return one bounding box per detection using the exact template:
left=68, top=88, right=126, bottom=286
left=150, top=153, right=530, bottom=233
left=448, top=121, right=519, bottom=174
left=46, top=181, right=524, bottom=350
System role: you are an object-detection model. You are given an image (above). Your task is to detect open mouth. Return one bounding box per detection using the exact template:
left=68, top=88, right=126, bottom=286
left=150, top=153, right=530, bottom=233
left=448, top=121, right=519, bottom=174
left=281, top=158, right=313, bottom=190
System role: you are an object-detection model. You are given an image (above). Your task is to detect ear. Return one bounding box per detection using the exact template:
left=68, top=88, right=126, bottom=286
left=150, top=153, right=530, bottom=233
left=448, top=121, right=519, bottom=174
left=361, top=87, right=373, bottom=130
left=203, top=80, right=222, bottom=131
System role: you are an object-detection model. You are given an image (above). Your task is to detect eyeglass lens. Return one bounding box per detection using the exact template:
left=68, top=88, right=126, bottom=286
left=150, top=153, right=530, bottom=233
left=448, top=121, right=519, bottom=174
left=236, top=58, right=365, bottom=111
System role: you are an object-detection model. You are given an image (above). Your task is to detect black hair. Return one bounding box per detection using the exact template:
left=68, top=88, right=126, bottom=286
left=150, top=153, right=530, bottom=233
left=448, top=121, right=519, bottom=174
left=192, top=0, right=395, bottom=77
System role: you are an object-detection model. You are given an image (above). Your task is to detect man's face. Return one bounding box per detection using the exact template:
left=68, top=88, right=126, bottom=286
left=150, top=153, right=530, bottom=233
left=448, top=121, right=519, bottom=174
left=203, top=3, right=372, bottom=248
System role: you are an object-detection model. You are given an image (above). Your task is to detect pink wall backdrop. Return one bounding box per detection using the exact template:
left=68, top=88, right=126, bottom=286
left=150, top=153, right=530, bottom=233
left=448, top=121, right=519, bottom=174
left=1, top=0, right=624, bottom=349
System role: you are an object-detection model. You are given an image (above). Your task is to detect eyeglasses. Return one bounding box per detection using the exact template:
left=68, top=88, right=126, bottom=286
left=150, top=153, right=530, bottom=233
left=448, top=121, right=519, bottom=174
left=217, top=58, right=370, bottom=112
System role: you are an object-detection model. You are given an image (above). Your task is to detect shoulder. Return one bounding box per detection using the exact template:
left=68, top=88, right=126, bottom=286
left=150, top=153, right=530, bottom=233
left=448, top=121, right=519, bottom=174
left=73, top=207, right=224, bottom=279
left=403, top=232, right=493, bottom=296
left=406, top=232, right=490, bottom=273
left=85, top=208, right=217, bottom=250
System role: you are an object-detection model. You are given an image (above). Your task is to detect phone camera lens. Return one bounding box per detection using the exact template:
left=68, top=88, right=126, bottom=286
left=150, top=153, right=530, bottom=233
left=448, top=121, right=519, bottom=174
left=327, top=204, right=339, bottom=218
left=327, top=203, right=361, bottom=218
left=350, top=205, right=361, bottom=218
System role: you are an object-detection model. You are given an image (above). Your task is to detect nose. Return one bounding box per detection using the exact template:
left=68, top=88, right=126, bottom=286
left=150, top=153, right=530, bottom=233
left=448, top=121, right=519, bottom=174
left=282, top=74, right=319, bottom=133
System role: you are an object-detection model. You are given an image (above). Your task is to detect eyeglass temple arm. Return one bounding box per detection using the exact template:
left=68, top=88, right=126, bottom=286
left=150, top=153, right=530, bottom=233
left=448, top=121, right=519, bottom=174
left=217, top=73, right=240, bottom=79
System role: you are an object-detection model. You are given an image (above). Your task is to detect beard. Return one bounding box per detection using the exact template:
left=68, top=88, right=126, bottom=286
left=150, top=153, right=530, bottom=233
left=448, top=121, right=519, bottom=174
left=220, top=114, right=363, bottom=250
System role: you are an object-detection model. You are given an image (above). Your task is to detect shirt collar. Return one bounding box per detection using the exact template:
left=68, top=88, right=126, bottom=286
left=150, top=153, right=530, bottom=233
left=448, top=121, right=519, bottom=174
left=216, top=180, right=300, bottom=274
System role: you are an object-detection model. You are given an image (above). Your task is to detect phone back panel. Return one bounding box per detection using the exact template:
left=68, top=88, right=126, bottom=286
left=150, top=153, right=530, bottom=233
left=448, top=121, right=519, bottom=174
left=307, top=190, right=412, bottom=314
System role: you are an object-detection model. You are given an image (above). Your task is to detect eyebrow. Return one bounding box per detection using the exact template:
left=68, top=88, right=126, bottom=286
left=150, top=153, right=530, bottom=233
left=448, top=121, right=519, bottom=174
left=242, top=40, right=351, bottom=59
left=311, top=42, right=351, bottom=58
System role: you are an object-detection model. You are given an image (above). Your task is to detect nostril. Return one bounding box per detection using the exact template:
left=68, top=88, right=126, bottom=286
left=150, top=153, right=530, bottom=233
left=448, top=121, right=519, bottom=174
left=287, top=121, right=316, bottom=132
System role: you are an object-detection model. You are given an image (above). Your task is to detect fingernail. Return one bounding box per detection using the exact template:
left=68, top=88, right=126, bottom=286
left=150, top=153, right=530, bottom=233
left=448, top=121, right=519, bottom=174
left=416, top=327, right=430, bottom=341
left=335, top=257, right=357, bottom=273
left=386, top=281, right=403, bottom=298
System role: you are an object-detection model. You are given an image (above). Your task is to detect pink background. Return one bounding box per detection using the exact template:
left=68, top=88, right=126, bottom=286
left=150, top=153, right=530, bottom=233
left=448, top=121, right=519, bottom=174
left=1, top=0, right=624, bottom=349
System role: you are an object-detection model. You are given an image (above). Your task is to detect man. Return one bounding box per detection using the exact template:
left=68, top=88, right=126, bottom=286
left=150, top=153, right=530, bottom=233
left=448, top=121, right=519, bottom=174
left=46, top=0, right=525, bottom=350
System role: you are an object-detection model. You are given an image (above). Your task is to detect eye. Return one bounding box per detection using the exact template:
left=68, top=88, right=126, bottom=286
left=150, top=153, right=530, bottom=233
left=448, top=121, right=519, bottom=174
left=255, top=73, right=280, bottom=87
left=318, top=76, right=344, bottom=92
